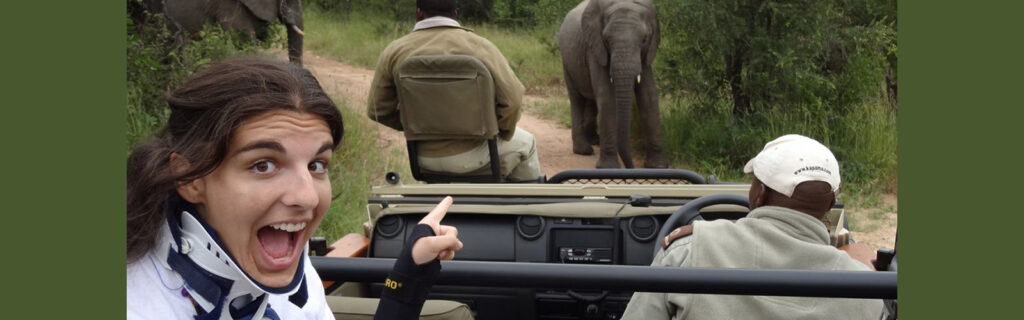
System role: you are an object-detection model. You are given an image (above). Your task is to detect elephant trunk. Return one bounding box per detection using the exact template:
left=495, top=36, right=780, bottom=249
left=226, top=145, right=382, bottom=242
left=610, top=49, right=641, bottom=168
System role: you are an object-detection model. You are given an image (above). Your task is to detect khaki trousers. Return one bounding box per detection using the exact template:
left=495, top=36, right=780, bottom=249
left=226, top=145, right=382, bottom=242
left=418, top=127, right=542, bottom=181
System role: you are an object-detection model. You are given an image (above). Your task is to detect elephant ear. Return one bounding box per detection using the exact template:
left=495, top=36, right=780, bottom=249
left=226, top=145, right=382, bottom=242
left=279, top=0, right=303, bottom=27
left=645, top=5, right=660, bottom=65
left=582, top=0, right=608, bottom=67
left=240, top=0, right=279, bottom=22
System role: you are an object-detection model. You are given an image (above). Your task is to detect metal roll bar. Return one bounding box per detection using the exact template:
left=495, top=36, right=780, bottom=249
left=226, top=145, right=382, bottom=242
left=312, top=257, right=896, bottom=299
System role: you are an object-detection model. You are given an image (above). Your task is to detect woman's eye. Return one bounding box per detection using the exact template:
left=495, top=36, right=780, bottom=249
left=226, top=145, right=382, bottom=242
left=309, top=160, right=328, bottom=174
left=251, top=160, right=277, bottom=174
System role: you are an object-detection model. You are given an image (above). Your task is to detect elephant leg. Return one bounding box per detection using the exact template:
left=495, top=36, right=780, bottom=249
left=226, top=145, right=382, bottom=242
left=583, top=99, right=599, bottom=145
left=285, top=22, right=304, bottom=65
left=635, top=68, right=668, bottom=168
left=566, top=70, right=594, bottom=155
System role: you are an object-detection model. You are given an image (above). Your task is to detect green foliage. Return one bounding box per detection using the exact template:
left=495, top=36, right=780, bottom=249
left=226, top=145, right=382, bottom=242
left=523, top=0, right=578, bottom=26
left=653, top=0, right=895, bottom=115
left=458, top=0, right=497, bottom=22
left=650, top=0, right=897, bottom=192
left=472, top=24, right=564, bottom=91
left=524, top=98, right=571, bottom=128
left=307, top=0, right=428, bottom=22
left=126, top=9, right=276, bottom=148
left=304, top=8, right=411, bottom=68
left=312, top=0, right=572, bottom=28
left=306, top=0, right=347, bottom=11
left=316, top=99, right=415, bottom=239
left=660, top=95, right=896, bottom=193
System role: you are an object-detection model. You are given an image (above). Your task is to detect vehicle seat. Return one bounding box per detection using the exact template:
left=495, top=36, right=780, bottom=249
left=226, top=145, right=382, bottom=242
left=326, top=296, right=475, bottom=320
left=395, top=54, right=504, bottom=183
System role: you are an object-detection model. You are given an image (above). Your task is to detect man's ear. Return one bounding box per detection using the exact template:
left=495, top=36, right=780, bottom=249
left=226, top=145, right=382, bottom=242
left=825, top=192, right=838, bottom=213
left=828, top=186, right=840, bottom=211
left=753, top=183, right=767, bottom=208
left=170, top=153, right=205, bottom=204
left=749, top=182, right=766, bottom=210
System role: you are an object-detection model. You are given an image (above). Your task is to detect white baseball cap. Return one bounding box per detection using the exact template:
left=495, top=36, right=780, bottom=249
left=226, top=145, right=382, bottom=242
left=743, top=134, right=840, bottom=197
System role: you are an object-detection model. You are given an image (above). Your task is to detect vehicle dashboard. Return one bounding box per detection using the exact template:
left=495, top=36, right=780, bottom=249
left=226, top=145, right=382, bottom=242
left=362, top=183, right=762, bottom=319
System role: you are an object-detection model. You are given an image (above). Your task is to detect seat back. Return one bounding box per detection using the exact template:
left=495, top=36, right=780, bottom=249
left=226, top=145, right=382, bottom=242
left=395, top=55, right=503, bottom=183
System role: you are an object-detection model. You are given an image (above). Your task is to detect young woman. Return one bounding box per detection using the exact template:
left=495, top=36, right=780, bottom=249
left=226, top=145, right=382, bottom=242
left=126, top=57, right=462, bottom=320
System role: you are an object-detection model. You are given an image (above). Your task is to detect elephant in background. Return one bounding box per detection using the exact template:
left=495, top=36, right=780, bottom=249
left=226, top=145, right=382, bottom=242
left=135, top=0, right=305, bottom=65
left=558, top=0, right=667, bottom=168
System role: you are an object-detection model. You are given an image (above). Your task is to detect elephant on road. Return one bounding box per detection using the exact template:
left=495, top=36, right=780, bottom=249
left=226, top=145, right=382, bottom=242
left=137, top=0, right=305, bottom=65
left=558, top=0, right=667, bottom=168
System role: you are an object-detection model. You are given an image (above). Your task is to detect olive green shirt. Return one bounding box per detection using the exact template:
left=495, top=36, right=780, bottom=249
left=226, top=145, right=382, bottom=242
left=622, top=206, right=885, bottom=320
left=367, top=19, right=525, bottom=157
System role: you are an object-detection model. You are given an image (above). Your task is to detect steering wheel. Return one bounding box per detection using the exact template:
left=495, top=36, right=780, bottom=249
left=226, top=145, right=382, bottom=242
left=655, top=194, right=751, bottom=256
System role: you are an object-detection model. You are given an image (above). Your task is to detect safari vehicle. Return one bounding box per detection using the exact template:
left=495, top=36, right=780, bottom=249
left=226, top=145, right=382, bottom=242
left=309, top=169, right=897, bottom=319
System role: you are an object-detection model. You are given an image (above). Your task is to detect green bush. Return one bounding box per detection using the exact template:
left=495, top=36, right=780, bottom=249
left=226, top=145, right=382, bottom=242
left=660, top=96, right=896, bottom=194
left=126, top=10, right=276, bottom=148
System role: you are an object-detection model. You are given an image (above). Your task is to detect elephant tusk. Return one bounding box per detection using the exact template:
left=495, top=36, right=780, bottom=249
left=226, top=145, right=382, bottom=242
left=291, top=25, right=305, bottom=36
left=637, top=75, right=642, bottom=84
left=610, top=77, right=614, bottom=84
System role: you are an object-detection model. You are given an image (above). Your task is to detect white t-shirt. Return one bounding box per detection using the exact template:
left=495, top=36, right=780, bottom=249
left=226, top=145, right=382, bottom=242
left=127, top=251, right=333, bottom=320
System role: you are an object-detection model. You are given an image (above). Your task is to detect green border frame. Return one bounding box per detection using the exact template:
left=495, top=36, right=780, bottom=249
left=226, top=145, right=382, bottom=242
left=8, top=0, right=1022, bottom=318
left=4, top=2, right=125, bottom=316
left=901, top=1, right=1024, bottom=318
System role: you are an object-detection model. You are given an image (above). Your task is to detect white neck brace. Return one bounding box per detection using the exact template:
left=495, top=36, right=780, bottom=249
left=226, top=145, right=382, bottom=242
left=154, top=209, right=307, bottom=320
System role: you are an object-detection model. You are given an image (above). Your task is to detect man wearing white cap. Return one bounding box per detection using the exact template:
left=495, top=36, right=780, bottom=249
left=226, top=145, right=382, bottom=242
left=622, top=134, right=885, bottom=319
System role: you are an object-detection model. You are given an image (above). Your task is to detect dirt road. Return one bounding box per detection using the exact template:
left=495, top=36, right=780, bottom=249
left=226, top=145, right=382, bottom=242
left=301, top=52, right=897, bottom=252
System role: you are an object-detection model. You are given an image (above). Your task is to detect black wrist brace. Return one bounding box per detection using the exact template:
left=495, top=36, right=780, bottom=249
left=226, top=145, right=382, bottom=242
left=381, top=224, right=442, bottom=305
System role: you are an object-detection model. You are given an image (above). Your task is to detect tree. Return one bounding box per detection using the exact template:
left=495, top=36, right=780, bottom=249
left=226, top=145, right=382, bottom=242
left=655, top=0, right=895, bottom=117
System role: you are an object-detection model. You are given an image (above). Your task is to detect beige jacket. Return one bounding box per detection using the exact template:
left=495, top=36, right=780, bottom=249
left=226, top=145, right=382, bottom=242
left=367, top=18, right=525, bottom=157
left=622, top=206, right=885, bottom=320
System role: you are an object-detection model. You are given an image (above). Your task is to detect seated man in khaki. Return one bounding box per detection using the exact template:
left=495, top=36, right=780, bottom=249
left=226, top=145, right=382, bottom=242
left=622, top=134, right=885, bottom=319
left=367, top=0, right=541, bottom=181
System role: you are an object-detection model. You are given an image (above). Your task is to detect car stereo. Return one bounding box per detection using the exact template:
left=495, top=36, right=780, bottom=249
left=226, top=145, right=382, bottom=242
left=558, top=247, right=613, bottom=264
left=552, top=227, right=615, bottom=264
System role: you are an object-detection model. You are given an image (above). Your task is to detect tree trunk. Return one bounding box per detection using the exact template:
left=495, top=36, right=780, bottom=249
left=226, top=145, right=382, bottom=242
left=345, top=0, right=352, bottom=20
left=391, top=0, right=400, bottom=22
left=726, top=47, right=751, bottom=118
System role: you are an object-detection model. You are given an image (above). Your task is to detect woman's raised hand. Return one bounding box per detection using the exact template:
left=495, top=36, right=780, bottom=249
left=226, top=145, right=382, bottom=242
left=411, top=196, right=464, bottom=265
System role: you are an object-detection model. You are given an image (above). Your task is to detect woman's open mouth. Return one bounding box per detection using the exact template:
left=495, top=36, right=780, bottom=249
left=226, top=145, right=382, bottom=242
left=256, top=222, right=307, bottom=270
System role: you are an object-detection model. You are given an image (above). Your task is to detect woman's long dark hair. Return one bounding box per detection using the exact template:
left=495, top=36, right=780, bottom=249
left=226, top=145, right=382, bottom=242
left=127, top=57, right=344, bottom=262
